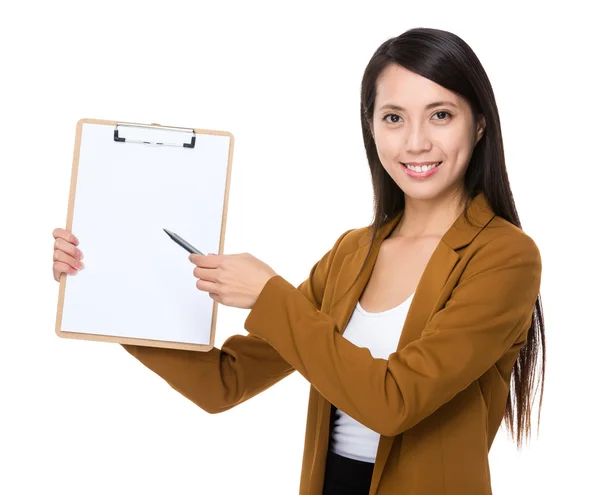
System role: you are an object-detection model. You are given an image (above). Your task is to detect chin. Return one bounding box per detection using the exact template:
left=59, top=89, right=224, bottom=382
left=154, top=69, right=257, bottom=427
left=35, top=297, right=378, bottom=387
left=402, top=189, right=444, bottom=201
left=399, top=181, right=461, bottom=202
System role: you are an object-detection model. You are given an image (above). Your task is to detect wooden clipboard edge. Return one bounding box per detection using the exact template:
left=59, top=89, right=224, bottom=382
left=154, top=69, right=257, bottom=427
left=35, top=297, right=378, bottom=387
left=55, top=118, right=235, bottom=353
left=56, top=330, right=216, bottom=352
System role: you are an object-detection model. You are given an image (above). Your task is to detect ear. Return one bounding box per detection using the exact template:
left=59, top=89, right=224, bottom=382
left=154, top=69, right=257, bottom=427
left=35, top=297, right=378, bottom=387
left=475, top=115, right=486, bottom=144
left=369, top=121, right=375, bottom=139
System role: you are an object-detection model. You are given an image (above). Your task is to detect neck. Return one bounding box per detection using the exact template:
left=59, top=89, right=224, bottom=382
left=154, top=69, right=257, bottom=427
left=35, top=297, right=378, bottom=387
left=392, top=189, right=468, bottom=239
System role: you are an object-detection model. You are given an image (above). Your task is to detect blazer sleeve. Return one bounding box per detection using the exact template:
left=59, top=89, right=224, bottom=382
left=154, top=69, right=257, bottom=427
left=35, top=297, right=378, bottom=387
left=243, top=233, right=542, bottom=436
left=121, top=228, right=353, bottom=414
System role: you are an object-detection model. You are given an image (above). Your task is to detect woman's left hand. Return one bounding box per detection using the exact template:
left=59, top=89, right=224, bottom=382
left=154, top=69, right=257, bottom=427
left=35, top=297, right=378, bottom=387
left=189, top=252, right=278, bottom=309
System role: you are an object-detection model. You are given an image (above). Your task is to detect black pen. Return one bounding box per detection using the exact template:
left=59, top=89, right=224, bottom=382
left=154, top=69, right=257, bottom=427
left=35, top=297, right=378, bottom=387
left=163, top=229, right=205, bottom=255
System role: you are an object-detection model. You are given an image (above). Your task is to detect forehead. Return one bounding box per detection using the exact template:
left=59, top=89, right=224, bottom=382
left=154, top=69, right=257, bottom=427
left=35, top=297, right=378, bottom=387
left=375, top=64, right=462, bottom=109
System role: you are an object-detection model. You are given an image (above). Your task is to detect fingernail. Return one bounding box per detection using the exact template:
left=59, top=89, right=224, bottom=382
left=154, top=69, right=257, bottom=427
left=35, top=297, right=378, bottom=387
left=77, top=261, right=85, bottom=269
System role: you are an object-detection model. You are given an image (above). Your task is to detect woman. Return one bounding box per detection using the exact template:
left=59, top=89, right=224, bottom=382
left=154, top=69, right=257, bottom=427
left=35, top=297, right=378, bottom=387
left=52, top=27, right=545, bottom=495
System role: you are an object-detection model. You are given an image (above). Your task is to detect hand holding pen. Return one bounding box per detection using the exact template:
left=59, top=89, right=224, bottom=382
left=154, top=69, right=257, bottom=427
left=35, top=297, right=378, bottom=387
left=163, top=228, right=278, bottom=310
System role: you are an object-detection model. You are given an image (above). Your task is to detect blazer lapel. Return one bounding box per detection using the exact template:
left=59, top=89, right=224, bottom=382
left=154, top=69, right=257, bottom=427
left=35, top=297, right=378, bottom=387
left=328, top=214, right=401, bottom=333
left=368, top=242, right=461, bottom=493
left=318, top=192, right=496, bottom=494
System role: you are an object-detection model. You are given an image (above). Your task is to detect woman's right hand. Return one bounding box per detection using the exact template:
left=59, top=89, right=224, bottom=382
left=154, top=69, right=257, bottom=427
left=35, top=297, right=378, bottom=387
left=52, top=228, right=85, bottom=282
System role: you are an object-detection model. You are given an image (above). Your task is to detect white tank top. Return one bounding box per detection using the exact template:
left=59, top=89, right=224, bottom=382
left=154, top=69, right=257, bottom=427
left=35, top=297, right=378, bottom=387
left=329, top=292, right=414, bottom=463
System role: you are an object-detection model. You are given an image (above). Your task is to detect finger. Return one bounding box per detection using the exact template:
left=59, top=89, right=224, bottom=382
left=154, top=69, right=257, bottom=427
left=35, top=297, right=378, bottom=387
left=53, top=261, right=78, bottom=281
left=208, top=293, right=222, bottom=304
left=53, top=228, right=79, bottom=246
left=54, top=237, right=84, bottom=261
left=196, top=279, right=220, bottom=294
left=189, top=253, right=221, bottom=267
left=192, top=266, right=219, bottom=282
left=53, top=249, right=84, bottom=271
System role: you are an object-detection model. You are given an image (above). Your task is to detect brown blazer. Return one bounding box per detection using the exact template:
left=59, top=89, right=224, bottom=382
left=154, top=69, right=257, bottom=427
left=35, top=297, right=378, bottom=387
left=123, top=192, right=542, bottom=494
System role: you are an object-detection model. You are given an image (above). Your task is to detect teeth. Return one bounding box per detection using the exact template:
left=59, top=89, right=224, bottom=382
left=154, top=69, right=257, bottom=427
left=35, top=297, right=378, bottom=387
left=405, top=162, right=440, bottom=172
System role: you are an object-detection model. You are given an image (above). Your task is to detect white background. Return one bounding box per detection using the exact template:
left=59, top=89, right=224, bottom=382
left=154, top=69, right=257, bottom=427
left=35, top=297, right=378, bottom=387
left=1, top=1, right=597, bottom=493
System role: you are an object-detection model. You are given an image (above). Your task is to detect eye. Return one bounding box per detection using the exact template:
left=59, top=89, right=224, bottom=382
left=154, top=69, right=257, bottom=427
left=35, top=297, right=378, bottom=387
left=432, top=110, right=452, bottom=120
left=383, top=114, right=402, bottom=123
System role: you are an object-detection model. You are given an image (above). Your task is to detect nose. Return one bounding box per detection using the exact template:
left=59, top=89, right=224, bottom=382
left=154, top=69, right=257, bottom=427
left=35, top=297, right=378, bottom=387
left=404, top=122, right=432, bottom=154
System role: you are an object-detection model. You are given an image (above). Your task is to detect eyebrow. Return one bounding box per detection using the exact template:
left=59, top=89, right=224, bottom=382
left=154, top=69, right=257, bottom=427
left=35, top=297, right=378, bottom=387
left=378, top=101, right=459, bottom=112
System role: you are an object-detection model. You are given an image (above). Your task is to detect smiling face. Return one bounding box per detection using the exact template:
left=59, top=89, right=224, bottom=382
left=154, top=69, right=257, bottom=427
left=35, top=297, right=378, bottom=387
left=370, top=64, right=485, bottom=202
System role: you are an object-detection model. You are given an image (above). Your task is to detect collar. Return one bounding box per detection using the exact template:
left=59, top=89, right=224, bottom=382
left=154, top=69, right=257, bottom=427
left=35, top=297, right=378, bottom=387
left=357, top=191, right=495, bottom=250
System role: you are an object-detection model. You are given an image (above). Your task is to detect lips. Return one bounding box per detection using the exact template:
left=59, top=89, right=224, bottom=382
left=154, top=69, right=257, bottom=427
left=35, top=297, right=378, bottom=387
left=403, top=162, right=440, bottom=166
left=401, top=162, right=442, bottom=171
left=401, top=161, right=442, bottom=178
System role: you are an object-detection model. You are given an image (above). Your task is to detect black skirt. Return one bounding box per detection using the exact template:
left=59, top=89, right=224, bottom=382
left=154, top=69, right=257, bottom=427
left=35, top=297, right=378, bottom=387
left=322, top=450, right=375, bottom=495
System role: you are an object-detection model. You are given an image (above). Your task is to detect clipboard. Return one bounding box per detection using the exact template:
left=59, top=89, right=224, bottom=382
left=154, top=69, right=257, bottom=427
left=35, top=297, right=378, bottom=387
left=55, top=118, right=234, bottom=352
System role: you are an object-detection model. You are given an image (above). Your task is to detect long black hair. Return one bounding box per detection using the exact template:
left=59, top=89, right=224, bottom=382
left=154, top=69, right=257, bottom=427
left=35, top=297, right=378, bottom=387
left=358, top=27, right=545, bottom=448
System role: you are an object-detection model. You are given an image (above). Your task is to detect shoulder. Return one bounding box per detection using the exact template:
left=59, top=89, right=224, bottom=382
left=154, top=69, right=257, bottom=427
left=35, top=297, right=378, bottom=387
left=328, top=225, right=372, bottom=255
left=480, top=216, right=540, bottom=253
left=464, top=215, right=542, bottom=273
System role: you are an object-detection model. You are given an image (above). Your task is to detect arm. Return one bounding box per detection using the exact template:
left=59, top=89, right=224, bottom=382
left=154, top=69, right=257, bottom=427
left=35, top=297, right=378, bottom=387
left=244, top=234, right=542, bottom=436
left=122, top=228, right=353, bottom=414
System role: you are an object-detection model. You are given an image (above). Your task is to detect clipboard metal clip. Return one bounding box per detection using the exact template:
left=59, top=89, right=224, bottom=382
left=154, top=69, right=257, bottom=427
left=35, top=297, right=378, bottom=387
left=114, top=123, right=196, bottom=148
